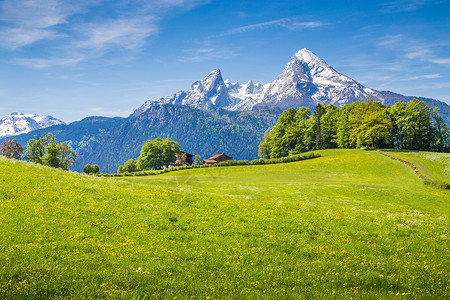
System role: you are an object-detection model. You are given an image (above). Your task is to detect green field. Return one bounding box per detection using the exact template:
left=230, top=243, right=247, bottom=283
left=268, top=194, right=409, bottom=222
left=0, top=149, right=449, bottom=299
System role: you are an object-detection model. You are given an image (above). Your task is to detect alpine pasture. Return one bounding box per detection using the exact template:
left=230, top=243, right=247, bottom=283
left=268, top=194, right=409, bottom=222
left=0, top=149, right=448, bottom=299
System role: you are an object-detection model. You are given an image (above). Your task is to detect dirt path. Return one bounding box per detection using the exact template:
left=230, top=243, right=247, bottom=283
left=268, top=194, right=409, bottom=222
left=377, top=150, right=432, bottom=183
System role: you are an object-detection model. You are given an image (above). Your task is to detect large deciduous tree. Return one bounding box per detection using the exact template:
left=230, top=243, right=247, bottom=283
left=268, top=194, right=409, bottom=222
left=0, top=139, right=23, bottom=159
left=137, top=138, right=182, bottom=170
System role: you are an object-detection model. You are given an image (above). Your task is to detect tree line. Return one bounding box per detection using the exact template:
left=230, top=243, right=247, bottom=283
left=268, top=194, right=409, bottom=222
left=0, top=134, right=77, bottom=170
left=259, top=99, right=450, bottom=158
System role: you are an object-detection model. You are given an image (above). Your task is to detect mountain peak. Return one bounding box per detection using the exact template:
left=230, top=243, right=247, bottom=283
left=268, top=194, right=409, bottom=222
left=293, top=48, right=327, bottom=66
left=192, top=68, right=224, bottom=93
left=203, top=69, right=222, bottom=81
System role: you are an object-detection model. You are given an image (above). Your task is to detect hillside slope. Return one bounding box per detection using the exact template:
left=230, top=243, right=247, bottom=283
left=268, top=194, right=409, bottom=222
left=0, top=150, right=448, bottom=298
left=2, top=105, right=280, bottom=172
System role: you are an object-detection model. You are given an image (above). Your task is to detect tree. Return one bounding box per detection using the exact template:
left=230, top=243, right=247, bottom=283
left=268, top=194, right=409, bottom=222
left=25, top=134, right=76, bottom=169
left=57, top=143, right=77, bottom=170
left=335, top=103, right=355, bottom=148
left=175, top=153, right=187, bottom=165
left=348, top=100, right=392, bottom=148
left=389, top=102, right=407, bottom=149
left=402, top=99, right=432, bottom=150
left=258, top=100, right=449, bottom=158
left=24, top=137, right=46, bottom=163
left=118, top=159, right=137, bottom=173
left=137, top=138, right=182, bottom=170
left=41, top=135, right=60, bottom=168
left=0, top=139, right=23, bottom=159
left=258, top=130, right=273, bottom=158
left=313, top=104, right=327, bottom=149
left=83, top=164, right=92, bottom=174
left=321, top=104, right=339, bottom=149
left=431, top=107, right=450, bottom=151
left=91, top=164, right=100, bottom=174
left=194, top=155, right=201, bottom=165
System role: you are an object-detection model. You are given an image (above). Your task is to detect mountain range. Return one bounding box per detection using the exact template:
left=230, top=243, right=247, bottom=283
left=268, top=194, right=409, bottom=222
left=1, top=48, right=449, bottom=172
left=134, top=48, right=450, bottom=123
left=0, top=112, right=65, bottom=138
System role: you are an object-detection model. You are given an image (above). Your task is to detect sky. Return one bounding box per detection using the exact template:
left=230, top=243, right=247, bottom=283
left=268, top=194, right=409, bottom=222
left=0, top=0, right=449, bottom=123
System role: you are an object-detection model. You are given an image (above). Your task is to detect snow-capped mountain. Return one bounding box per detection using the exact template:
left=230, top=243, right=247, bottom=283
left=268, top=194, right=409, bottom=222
left=249, top=48, right=384, bottom=110
left=0, top=112, right=65, bottom=138
left=133, top=48, right=449, bottom=122
left=133, top=69, right=266, bottom=116
left=134, top=69, right=239, bottom=115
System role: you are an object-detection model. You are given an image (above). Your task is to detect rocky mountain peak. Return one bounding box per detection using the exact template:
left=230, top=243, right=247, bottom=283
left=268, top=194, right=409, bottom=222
left=192, top=69, right=224, bottom=92
left=293, top=48, right=328, bottom=66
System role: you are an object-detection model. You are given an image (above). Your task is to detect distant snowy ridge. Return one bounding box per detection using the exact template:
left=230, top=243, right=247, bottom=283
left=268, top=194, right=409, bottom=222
left=134, top=48, right=448, bottom=117
left=0, top=112, right=65, bottom=138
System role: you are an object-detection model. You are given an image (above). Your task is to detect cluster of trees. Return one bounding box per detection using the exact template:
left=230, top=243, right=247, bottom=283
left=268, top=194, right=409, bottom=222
left=259, top=99, right=450, bottom=158
left=83, top=164, right=100, bottom=174
left=117, top=137, right=184, bottom=173
left=1, top=134, right=77, bottom=170
left=24, top=134, right=77, bottom=170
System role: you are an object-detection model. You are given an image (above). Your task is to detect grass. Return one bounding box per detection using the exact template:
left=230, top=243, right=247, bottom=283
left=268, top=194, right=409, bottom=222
left=0, top=149, right=449, bottom=299
left=383, top=149, right=450, bottom=189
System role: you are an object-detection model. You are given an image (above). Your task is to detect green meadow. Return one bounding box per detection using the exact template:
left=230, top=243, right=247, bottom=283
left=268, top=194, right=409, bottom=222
left=0, top=149, right=449, bottom=299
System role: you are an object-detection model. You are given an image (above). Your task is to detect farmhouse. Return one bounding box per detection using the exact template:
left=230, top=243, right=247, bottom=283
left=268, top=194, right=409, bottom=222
left=202, top=153, right=232, bottom=164
left=175, top=152, right=195, bottom=165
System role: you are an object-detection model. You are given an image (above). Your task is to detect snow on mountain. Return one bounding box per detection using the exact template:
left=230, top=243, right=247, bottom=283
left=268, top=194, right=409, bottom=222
left=134, top=69, right=240, bottom=116
left=0, top=112, right=65, bottom=138
left=243, top=48, right=384, bottom=110
left=133, top=48, right=447, bottom=116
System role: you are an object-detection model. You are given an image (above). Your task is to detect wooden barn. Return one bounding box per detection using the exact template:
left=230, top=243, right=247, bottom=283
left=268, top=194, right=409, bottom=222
left=202, top=153, right=232, bottom=165
left=175, top=152, right=194, bottom=165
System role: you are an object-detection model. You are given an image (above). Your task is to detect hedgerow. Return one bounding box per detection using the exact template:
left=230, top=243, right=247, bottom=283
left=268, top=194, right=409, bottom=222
left=101, top=152, right=321, bottom=177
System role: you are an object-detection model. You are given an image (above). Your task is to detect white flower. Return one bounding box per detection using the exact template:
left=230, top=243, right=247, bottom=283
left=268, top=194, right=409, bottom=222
left=5, top=258, right=9, bottom=261
left=135, top=267, right=142, bottom=273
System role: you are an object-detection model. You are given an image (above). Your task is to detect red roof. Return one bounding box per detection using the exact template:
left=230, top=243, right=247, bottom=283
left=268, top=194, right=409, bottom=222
left=206, top=153, right=232, bottom=160
left=203, top=153, right=232, bottom=164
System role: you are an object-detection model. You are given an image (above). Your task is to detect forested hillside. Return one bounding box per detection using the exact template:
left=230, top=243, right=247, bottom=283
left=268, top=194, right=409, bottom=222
left=259, top=99, right=450, bottom=159
left=3, top=105, right=280, bottom=172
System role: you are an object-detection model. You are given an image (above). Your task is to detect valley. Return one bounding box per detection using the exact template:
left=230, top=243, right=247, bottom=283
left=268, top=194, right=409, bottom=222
left=0, top=149, right=448, bottom=298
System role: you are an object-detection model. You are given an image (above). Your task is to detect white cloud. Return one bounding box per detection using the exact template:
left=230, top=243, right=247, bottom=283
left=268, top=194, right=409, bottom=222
left=408, top=74, right=442, bottom=80
left=375, top=34, right=404, bottom=47
left=0, top=0, right=211, bottom=67
left=0, top=28, right=61, bottom=49
left=379, top=0, right=431, bottom=13
left=1, top=0, right=69, bottom=28
left=0, top=0, right=97, bottom=48
left=376, top=34, right=450, bottom=67
left=429, top=58, right=450, bottom=66
left=88, top=107, right=129, bottom=117
left=403, top=49, right=433, bottom=59
left=13, top=56, right=87, bottom=69
left=179, top=47, right=238, bottom=63
left=218, top=17, right=328, bottom=37
left=75, top=17, right=158, bottom=51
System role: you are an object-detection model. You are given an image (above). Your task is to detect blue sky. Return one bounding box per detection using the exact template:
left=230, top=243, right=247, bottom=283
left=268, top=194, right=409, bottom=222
left=0, top=0, right=449, bottom=122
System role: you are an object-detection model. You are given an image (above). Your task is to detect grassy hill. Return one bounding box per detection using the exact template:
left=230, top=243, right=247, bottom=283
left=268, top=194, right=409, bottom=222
left=0, top=149, right=448, bottom=299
